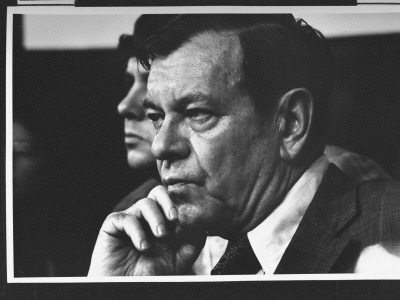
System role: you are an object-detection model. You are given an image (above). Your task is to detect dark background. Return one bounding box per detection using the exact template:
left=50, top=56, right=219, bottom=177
left=13, top=48, right=137, bottom=276
left=327, top=33, right=400, bottom=178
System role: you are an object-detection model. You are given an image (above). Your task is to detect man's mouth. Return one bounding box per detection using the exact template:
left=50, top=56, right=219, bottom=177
left=163, top=176, right=202, bottom=192
left=163, top=177, right=193, bottom=186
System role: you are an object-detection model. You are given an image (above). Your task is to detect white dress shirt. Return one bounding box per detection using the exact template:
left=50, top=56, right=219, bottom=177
left=247, top=155, right=330, bottom=275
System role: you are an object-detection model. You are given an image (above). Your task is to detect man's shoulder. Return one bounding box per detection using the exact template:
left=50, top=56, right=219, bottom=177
left=112, top=178, right=161, bottom=212
left=356, top=180, right=400, bottom=219
left=312, top=166, right=400, bottom=240
left=357, top=180, right=400, bottom=206
left=320, top=164, right=400, bottom=210
left=344, top=180, right=400, bottom=245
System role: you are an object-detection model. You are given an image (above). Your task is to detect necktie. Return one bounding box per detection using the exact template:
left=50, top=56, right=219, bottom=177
left=211, top=235, right=261, bottom=275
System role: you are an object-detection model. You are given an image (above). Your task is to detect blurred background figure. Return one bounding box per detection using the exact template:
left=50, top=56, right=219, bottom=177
left=113, top=15, right=178, bottom=212
left=13, top=108, right=60, bottom=276
left=13, top=120, right=46, bottom=205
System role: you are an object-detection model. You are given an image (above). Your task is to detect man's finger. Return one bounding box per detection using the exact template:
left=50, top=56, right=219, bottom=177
left=101, top=211, right=150, bottom=251
left=129, top=197, right=170, bottom=238
left=148, top=185, right=178, bottom=221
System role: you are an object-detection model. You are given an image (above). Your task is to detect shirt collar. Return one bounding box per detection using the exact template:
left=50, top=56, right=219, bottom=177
left=247, top=155, right=330, bottom=275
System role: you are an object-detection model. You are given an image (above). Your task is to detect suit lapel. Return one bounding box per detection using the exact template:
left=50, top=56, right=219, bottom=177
left=275, top=164, right=359, bottom=274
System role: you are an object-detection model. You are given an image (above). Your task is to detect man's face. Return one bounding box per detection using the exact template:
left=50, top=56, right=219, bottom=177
left=118, top=58, right=156, bottom=170
left=145, top=32, right=279, bottom=237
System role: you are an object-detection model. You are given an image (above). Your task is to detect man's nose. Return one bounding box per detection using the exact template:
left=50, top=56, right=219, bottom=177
left=117, top=89, right=144, bottom=120
left=152, top=117, right=190, bottom=161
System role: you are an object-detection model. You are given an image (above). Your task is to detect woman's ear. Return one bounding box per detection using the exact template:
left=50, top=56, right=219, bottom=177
left=275, top=88, right=314, bottom=161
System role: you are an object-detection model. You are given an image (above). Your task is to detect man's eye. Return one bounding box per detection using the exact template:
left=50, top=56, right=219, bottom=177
left=186, top=109, right=212, bottom=123
left=147, top=113, right=164, bottom=130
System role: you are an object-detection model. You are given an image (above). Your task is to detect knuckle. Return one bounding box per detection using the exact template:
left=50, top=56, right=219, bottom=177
left=102, top=212, right=129, bottom=231
left=106, top=211, right=135, bottom=225
left=105, top=211, right=123, bottom=222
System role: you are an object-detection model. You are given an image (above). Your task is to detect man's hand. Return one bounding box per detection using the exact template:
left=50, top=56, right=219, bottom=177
left=88, top=185, right=206, bottom=276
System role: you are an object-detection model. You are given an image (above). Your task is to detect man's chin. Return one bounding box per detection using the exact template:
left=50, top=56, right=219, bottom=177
left=167, top=184, right=232, bottom=236
left=175, top=202, right=228, bottom=238
left=167, top=181, right=211, bottom=203
left=176, top=203, right=205, bottom=229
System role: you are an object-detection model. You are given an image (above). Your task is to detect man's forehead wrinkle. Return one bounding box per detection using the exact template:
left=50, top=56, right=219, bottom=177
left=151, top=31, right=242, bottom=76
left=173, top=32, right=244, bottom=98
left=194, top=32, right=244, bottom=95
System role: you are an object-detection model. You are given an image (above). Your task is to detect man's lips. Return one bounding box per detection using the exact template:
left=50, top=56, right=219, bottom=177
left=162, top=177, right=197, bottom=186
left=163, top=179, right=198, bottom=198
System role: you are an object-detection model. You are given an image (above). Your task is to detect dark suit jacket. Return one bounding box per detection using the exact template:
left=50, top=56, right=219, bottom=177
left=275, top=164, right=400, bottom=274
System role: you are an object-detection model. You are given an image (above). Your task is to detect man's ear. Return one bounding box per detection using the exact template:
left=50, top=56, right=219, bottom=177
left=275, top=88, right=314, bottom=161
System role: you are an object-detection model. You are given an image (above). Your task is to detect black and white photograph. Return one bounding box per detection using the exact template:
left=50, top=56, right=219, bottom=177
left=4, top=5, right=400, bottom=299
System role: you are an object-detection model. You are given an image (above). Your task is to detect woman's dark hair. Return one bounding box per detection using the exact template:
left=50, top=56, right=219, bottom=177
left=136, top=14, right=335, bottom=135
left=118, top=14, right=180, bottom=59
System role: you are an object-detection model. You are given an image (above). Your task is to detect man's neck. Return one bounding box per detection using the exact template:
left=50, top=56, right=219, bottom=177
left=224, top=153, right=323, bottom=240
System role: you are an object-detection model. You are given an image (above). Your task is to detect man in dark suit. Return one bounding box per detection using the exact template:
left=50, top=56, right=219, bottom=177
left=89, top=14, right=400, bottom=276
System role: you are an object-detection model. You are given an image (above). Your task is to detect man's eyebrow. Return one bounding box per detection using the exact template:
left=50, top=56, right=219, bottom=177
left=142, top=93, right=220, bottom=111
left=174, top=93, right=220, bottom=108
left=142, top=98, right=160, bottom=110
left=177, top=94, right=225, bottom=112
